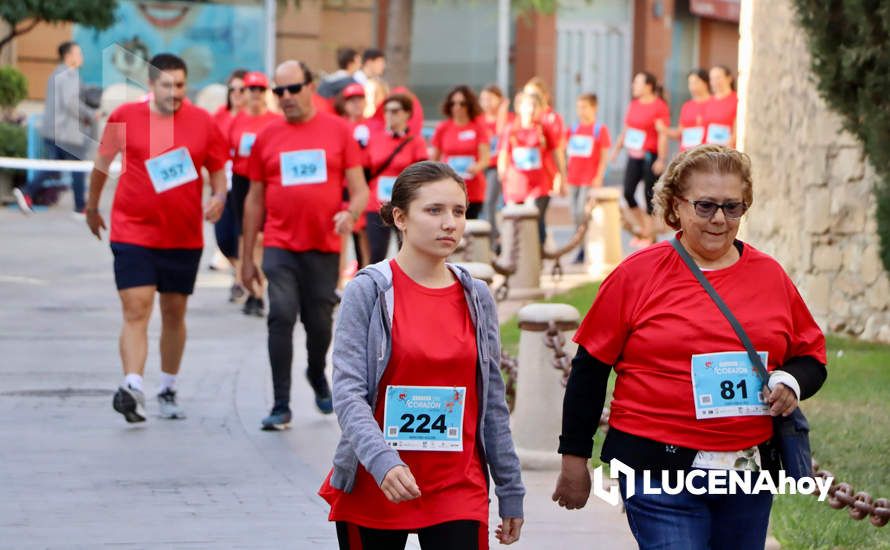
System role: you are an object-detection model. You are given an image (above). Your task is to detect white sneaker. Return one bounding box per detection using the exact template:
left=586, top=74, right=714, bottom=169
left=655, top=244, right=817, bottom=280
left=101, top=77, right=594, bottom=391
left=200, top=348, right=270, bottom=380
left=157, top=388, right=186, bottom=419
left=12, top=188, right=33, bottom=215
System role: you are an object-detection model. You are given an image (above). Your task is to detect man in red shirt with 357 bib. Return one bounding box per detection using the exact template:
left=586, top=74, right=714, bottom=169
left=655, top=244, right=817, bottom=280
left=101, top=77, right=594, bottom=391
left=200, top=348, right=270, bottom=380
left=85, top=53, right=228, bottom=423
left=241, top=60, right=368, bottom=430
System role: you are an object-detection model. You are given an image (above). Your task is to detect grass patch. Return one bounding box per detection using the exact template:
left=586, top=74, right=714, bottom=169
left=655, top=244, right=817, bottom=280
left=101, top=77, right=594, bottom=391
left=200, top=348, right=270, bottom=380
left=501, top=285, right=890, bottom=548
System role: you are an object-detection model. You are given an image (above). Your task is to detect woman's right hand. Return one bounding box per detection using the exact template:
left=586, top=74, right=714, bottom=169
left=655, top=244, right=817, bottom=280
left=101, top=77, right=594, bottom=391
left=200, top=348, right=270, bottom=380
left=379, top=465, right=422, bottom=503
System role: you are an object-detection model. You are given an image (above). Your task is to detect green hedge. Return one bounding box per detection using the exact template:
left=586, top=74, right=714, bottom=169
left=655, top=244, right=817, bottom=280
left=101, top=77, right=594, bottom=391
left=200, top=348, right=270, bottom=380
left=0, top=66, right=27, bottom=113
left=0, top=122, right=27, bottom=176
left=792, top=1, right=890, bottom=273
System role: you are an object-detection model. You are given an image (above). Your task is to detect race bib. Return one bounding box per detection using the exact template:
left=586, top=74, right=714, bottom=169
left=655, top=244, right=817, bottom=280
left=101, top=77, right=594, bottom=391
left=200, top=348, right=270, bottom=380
left=383, top=385, right=466, bottom=451
left=681, top=127, right=705, bottom=150
left=280, top=149, right=327, bottom=186
left=706, top=124, right=732, bottom=146
left=691, top=351, right=769, bottom=419
left=624, top=128, right=646, bottom=152
left=567, top=135, right=594, bottom=158
left=446, top=155, right=474, bottom=179
left=238, top=132, right=257, bottom=158
left=377, top=176, right=396, bottom=202
left=458, top=129, right=477, bottom=141
left=144, top=147, right=199, bottom=194
left=512, top=147, right=542, bottom=171
left=489, top=135, right=499, bottom=156
left=353, top=124, right=370, bottom=148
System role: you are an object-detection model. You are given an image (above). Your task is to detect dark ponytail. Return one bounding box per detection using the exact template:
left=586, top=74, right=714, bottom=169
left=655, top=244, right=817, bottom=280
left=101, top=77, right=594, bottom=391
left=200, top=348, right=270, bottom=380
left=638, top=71, right=664, bottom=100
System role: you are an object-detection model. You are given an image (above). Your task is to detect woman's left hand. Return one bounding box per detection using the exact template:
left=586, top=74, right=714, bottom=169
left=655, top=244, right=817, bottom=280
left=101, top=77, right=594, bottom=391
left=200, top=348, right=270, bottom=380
left=763, top=383, right=798, bottom=417
left=495, top=517, right=523, bottom=545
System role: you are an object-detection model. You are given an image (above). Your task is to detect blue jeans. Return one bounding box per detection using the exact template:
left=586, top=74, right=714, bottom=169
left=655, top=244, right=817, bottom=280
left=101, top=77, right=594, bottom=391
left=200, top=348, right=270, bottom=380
left=619, top=471, right=772, bottom=550
left=25, top=139, right=86, bottom=211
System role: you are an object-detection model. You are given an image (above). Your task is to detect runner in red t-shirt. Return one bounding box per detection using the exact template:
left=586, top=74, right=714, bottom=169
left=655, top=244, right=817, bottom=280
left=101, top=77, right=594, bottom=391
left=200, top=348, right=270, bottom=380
left=228, top=71, right=281, bottom=317
left=667, top=69, right=710, bottom=152
left=478, top=85, right=512, bottom=246
left=554, top=146, right=827, bottom=549
left=565, top=93, right=612, bottom=264
left=319, top=160, right=525, bottom=549
left=607, top=71, right=670, bottom=247
left=364, top=93, right=428, bottom=264
left=240, top=60, right=368, bottom=429
left=431, top=85, right=490, bottom=219
left=85, top=53, right=229, bottom=424
left=211, top=69, right=247, bottom=304
left=705, top=66, right=739, bottom=148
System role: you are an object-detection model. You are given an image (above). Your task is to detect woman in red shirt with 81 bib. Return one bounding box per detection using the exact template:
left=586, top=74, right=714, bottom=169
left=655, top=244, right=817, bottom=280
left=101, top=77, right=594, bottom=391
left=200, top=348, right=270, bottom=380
left=320, top=161, right=525, bottom=549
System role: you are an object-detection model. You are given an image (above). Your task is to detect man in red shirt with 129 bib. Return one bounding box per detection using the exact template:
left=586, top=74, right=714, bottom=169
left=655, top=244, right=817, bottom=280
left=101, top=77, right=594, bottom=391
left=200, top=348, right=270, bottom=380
left=85, top=53, right=229, bottom=423
left=241, top=60, right=368, bottom=430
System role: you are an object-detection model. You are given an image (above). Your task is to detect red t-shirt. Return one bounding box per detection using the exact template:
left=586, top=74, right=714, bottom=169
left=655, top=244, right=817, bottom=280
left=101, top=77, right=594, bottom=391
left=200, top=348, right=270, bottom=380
left=432, top=119, right=489, bottom=203
left=704, top=92, right=738, bottom=146
left=365, top=128, right=429, bottom=213
left=623, top=98, right=670, bottom=156
left=99, top=101, right=228, bottom=249
left=228, top=111, right=281, bottom=176
left=566, top=122, right=611, bottom=187
left=573, top=237, right=826, bottom=451
left=213, top=105, right=236, bottom=140
left=479, top=113, right=515, bottom=169
left=678, top=99, right=709, bottom=151
left=323, top=260, right=489, bottom=529
left=501, top=121, right=552, bottom=203
left=539, top=107, right=565, bottom=184
left=246, top=111, right=363, bottom=253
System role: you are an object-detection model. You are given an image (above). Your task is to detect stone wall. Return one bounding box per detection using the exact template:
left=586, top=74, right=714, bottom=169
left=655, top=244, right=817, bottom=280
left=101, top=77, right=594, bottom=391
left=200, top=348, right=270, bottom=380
left=738, top=0, right=890, bottom=342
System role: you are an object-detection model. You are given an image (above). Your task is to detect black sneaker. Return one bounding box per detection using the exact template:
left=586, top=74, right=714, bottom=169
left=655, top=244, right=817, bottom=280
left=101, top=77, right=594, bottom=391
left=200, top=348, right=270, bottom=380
left=113, top=385, right=146, bottom=423
left=242, top=296, right=265, bottom=317
left=307, top=371, right=333, bottom=415
left=229, top=284, right=245, bottom=303
left=261, top=405, right=292, bottom=431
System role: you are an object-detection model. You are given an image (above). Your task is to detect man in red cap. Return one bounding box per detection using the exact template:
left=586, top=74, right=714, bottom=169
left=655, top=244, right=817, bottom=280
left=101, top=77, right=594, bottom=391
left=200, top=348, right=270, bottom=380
left=227, top=71, right=282, bottom=317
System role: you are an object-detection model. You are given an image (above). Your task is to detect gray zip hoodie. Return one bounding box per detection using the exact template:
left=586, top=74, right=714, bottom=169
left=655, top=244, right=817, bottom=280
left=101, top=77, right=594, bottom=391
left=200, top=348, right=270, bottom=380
left=329, top=260, right=525, bottom=519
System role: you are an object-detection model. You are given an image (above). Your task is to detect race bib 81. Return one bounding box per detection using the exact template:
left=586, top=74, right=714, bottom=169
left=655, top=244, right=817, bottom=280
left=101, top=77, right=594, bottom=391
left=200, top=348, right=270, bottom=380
left=691, top=351, right=769, bottom=419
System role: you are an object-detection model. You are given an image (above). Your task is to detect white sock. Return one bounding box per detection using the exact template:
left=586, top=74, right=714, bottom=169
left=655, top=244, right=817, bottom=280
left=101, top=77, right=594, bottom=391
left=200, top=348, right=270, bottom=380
left=159, top=372, right=177, bottom=393
left=124, top=373, right=143, bottom=392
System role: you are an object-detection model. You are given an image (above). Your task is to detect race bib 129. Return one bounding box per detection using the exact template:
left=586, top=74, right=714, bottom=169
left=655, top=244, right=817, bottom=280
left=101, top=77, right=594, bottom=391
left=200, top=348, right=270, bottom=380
left=280, top=149, right=327, bottom=186
left=145, top=147, right=199, bottom=194
left=383, top=385, right=466, bottom=451
left=691, top=351, right=769, bottom=419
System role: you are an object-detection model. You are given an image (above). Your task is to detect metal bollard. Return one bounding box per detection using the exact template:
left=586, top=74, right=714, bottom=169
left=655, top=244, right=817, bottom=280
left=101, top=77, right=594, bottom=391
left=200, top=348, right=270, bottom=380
left=511, top=303, right=580, bottom=470
left=449, top=219, right=493, bottom=265
left=453, top=262, right=495, bottom=287
left=499, top=203, right=543, bottom=299
left=586, top=187, right=623, bottom=278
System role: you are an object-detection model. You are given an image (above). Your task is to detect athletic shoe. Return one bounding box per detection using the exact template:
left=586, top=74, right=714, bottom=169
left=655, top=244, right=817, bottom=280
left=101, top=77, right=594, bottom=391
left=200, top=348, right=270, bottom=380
left=157, top=388, right=186, bottom=419
left=307, top=372, right=334, bottom=415
left=113, top=384, right=146, bottom=423
left=228, top=284, right=245, bottom=303
left=242, top=296, right=265, bottom=317
left=261, top=406, right=292, bottom=431
left=12, top=188, right=33, bottom=215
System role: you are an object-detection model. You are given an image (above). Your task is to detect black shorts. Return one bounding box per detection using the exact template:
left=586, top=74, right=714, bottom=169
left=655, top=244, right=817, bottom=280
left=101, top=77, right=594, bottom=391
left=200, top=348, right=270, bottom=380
left=111, top=242, right=203, bottom=294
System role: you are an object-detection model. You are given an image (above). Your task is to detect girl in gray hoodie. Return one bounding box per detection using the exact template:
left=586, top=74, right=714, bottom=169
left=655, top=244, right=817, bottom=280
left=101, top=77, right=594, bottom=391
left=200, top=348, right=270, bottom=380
left=320, top=161, right=525, bottom=549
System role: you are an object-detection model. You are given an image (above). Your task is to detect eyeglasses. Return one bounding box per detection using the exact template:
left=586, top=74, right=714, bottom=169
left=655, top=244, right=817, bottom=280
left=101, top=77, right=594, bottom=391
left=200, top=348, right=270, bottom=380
left=247, top=86, right=266, bottom=93
left=272, top=81, right=309, bottom=97
left=228, top=86, right=244, bottom=94
left=680, top=197, right=748, bottom=220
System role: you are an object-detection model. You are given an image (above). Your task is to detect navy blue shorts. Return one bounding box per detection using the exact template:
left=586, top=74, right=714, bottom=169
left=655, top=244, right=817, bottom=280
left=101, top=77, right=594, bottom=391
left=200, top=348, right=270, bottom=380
left=111, top=242, right=203, bottom=295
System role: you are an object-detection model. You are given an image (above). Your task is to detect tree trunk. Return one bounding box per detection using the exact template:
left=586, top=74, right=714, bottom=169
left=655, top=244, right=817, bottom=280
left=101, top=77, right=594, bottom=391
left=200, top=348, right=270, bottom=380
left=384, top=0, right=413, bottom=87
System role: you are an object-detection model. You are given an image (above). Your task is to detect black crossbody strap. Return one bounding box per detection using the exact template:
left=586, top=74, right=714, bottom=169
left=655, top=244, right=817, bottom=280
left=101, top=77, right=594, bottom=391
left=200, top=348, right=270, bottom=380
left=670, top=237, right=770, bottom=383
left=370, top=135, right=414, bottom=181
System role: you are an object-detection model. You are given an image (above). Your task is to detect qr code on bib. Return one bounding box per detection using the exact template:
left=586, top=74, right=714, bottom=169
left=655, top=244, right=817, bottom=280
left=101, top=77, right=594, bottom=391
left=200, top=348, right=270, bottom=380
left=448, top=428, right=458, bottom=438
left=388, top=427, right=397, bottom=437
left=700, top=394, right=713, bottom=405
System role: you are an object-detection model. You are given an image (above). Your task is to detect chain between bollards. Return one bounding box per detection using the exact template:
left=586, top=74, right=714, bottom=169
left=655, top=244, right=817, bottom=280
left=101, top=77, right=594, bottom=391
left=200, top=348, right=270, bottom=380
left=812, top=460, right=889, bottom=527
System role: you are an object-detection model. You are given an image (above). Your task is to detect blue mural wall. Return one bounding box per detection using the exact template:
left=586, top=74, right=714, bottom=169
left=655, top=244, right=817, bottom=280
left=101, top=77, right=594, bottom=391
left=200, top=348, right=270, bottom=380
left=73, top=0, right=266, bottom=95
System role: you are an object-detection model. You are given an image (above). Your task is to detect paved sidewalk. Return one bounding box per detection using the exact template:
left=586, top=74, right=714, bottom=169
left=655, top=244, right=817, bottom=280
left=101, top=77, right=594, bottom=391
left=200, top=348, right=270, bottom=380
left=0, top=195, right=635, bottom=549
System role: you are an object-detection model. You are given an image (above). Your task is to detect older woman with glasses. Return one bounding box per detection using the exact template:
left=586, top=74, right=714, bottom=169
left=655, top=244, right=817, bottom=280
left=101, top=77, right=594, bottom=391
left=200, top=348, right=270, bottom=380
left=431, top=85, right=490, bottom=219
left=363, top=93, right=429, bottom=263
left=552, top=145, right=827, bottom=550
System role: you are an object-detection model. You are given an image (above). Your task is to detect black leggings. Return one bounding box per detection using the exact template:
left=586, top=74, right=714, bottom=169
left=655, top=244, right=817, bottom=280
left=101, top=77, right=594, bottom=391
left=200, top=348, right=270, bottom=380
left=231, top=173, right=251, bottom=235
left=466, top=201, right=483, bottom=220
left=336, top=520, right=482, bottom=550
left=623, top=155, right=657, bottom=214
left=366, top=212, right=396, bottom=264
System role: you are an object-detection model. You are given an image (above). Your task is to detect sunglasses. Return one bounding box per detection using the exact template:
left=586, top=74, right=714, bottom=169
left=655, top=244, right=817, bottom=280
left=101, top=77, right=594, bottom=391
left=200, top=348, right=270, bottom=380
left=247, top=85, right=266, bottom=93
left=228, top=86, right=244, bottom=94
left=449, top=100, right=467, bottom=107
left=680, top=197, right=748, bottom=220
left=272, top=81, right=309, bottom=97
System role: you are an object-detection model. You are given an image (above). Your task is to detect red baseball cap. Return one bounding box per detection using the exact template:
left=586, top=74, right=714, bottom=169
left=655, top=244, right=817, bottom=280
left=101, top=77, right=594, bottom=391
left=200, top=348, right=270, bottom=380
left=342, top=83, right=365, bottom=99
left=243, top=71, right=269, bottom=88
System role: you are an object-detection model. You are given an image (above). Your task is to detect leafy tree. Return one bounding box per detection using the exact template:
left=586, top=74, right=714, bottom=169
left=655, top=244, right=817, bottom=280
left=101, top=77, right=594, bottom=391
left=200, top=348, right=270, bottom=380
left=0, top=0, right=118, bottom=51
